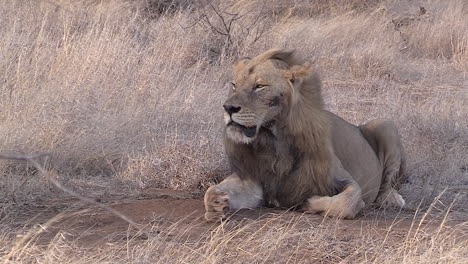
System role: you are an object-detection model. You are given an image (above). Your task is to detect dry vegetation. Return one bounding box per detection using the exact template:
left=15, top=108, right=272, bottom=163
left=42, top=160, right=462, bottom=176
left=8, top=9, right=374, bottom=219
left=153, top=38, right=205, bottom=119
left=0, top=0, right=467, bottom=263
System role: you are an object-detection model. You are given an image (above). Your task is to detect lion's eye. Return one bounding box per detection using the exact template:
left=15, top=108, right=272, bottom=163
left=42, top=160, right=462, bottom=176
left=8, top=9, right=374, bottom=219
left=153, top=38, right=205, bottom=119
left=231, top=82, right=236, bottom=90
left=254, top=84, right=267, bottom=91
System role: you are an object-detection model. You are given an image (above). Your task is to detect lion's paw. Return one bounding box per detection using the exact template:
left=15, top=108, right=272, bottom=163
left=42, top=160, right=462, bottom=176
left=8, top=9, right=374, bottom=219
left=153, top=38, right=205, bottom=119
left=304, top=195, right=362, bottom=219
left=304, top=196, right=332, bottom=215
left=204, top=211, right=227, bottom=223
left=392, top=193, right=406, bottom=207
left=377, top=189, right=406, bottom=208
left=384, top=191, right=406, bottom=208
left=204, top=186, right=230, bottom=222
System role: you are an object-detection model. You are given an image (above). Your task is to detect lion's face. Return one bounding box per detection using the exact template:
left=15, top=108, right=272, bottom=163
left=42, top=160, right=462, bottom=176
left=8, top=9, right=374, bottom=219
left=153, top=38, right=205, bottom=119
left=223, top=59, right=291, bottom=144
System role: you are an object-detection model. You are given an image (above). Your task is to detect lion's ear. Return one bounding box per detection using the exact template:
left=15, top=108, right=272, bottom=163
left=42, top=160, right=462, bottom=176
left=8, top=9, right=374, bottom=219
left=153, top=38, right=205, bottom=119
left=269, top=49, right=295, bottom=62
left=284, top=63, right=312, bottom=89
left=255, top=48, right=296, bottom=66
left=284, top=63, right=312, bottom=104
left=233, top=57, right=251, bottom=74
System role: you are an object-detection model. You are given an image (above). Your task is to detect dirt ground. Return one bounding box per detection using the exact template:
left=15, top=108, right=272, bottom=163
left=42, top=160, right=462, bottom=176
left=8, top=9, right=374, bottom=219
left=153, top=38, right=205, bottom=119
left=7, top=189, right=467, bottom=252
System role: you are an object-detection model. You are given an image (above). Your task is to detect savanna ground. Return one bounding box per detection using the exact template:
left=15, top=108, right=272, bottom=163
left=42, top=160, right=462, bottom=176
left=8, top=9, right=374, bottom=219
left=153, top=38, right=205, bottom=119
left=0, top=0, right=467, bottom=263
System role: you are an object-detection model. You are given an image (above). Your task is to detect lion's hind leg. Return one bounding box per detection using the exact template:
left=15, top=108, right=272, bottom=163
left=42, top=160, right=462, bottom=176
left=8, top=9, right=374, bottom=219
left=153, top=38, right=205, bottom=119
left=204, top=173, right=263, bottom=222
left=359, top=120, right=406, bottom=208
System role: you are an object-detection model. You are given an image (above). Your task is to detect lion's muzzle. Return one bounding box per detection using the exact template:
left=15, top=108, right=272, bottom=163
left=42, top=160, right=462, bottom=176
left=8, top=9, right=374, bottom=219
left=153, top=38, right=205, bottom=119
left=223, top=101, right=260, bottom=143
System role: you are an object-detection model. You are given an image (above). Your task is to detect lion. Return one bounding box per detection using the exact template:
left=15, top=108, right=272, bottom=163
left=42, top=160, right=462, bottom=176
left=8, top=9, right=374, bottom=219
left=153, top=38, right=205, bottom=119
left=204, top=49, right=406, bottom=222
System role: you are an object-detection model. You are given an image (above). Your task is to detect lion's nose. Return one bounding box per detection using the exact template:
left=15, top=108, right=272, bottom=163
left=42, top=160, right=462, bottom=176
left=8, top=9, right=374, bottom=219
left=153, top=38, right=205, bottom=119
left=223, top=104, right=241, bottom=115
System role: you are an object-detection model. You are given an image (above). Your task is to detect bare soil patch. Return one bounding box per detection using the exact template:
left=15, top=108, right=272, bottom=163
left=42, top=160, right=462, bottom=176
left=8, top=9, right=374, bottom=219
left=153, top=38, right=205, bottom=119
left=9, top=190, right=465, bottom=251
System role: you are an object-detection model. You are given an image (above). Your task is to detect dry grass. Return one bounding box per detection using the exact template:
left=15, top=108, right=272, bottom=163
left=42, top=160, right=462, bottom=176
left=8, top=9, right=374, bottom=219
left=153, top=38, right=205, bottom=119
left=0, top=0, right=467, bottom=262
left=1, top=201, right=467, bottom=263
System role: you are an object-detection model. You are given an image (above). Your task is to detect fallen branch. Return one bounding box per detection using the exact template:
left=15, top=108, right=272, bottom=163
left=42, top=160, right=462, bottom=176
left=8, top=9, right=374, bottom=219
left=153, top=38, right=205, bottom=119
left=0, top=153, right=151, bottom=239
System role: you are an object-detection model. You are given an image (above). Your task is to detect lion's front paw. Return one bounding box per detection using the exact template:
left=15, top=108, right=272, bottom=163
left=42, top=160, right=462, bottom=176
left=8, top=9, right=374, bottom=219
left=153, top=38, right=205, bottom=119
left=303, top=196, right=332, bottom=215
left=204, top=211, right=227, bottom=222
left=304, top=195, right=363, bottom=219
left=204, top=186, right=230, bottom=222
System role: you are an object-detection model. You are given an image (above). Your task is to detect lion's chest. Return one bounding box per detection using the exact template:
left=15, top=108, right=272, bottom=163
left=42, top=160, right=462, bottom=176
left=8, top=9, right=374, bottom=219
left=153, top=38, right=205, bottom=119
left=227, top=132, right=303, bottom=208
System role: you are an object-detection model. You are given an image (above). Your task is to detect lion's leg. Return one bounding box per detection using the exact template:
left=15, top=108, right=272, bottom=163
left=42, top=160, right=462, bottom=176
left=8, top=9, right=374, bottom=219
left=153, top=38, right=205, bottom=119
left=304, top=179, right=365, bottom=219
left=303, top=156, right=365, bottom=219
left=359, top=120, right=406, bottom=208
left=204, top=173, right=263, bottom=222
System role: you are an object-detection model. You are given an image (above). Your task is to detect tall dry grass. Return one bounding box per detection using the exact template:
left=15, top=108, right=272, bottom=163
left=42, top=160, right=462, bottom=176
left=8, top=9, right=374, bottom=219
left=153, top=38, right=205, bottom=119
left=0, top=0, right=466, bottom=201
left=0, top=0, right=467, bottom=262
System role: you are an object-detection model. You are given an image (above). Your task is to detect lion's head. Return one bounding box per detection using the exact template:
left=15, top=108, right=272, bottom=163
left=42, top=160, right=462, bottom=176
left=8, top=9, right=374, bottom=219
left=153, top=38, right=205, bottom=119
left=223, top=49, right=323, bottom=144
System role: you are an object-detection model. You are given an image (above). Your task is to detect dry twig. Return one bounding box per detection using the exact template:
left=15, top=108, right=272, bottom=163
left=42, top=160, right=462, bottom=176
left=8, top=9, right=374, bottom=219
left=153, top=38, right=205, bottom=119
left=0, top=153, right=151, bottom=240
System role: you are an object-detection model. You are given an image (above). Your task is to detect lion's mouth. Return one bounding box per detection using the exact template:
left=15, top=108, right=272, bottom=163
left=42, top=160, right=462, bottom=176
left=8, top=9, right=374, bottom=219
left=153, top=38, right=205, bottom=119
left=228, top=121, right=257, bottom=138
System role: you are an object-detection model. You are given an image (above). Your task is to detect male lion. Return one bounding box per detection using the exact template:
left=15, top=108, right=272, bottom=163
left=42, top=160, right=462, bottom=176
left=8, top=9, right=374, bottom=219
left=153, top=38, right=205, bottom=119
left=204, top=49, right=406, bottom=221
